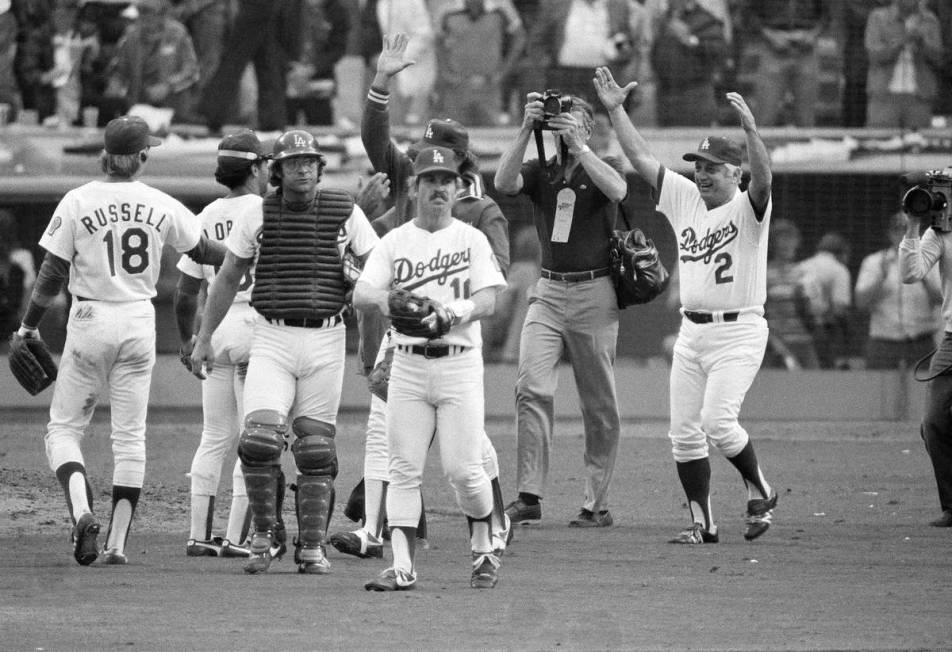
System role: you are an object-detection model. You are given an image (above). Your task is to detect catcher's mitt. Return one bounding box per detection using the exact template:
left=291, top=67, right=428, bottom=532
left=9, top=331, right=58, bottom=395
left=387, top=288, right=451, bottom=338
left=367, top=347, right=395, bottom=402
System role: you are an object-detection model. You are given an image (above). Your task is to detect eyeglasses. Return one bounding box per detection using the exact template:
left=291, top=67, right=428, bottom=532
left=282, top=158, right=319, bottom=171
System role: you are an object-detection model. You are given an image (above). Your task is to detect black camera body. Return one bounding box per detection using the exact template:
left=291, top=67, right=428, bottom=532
left=538, top=89, right=573, bottom=131
left=902, top=168, right=952, bottom=232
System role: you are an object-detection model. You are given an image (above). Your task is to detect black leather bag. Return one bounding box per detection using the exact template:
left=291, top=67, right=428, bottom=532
left=609, top=204, right=670, bottom=309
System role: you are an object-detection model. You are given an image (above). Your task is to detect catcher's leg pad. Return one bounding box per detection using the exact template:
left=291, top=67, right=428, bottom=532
left=242, top=465, right=281, bottom=535
left=291, top=418, right=337, bottom=546
left=238, top=409, right=288, bottom=467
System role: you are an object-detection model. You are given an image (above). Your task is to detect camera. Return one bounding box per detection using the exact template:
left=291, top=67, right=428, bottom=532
left=902, top=168, right=952, bottom=232
left=537, top=89, right=573, bottom=131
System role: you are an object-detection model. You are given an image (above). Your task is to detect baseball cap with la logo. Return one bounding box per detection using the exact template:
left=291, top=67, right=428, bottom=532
left=683, top=136, right=743, bottom=166
left=413, top=146, right=461, bottom=178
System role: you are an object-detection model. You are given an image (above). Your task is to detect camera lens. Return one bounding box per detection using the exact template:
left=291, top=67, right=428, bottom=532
left=903, top=186, right=935, bottom=217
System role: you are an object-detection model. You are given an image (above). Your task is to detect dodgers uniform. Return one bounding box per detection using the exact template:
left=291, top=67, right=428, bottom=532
left=359, top=218, right=506, bottom=541
left=41, top=179, right=203, bottom=553
left=177, top=194, right=261, bottom=543
left=658, top=168, right=771, bottom=462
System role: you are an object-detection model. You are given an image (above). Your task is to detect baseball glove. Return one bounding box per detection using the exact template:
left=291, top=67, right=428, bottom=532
left=367, top=347, right=395, bottom=402
left=387, top=288, right=451, bottom=338
left=9, top=331, right=58, bottom=395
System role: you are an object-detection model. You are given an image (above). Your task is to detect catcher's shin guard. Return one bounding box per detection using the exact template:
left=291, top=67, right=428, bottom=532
left=295, top=475, right=334, bottom=546
left=291, top=417, right=337, bottom=546
left=243, top=466, right=281, bottom=535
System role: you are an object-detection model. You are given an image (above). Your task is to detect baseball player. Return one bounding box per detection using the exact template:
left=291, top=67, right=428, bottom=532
left=357, top=146, right=507, bottom=591
left=11, top=115, right=225, bottom=565
left=190, top=130, right=378, bottom=575
left=329, top=31, right=512, bottom=561
left=593, top=67, right=778, bottom=543
left=174, top=130, right=270, bottom=558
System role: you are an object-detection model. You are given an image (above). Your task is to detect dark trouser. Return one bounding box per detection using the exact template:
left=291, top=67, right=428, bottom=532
left=865, top=334, right=935, bottom=371
left=921, top=332, right=952, bottom=512
left=199, top=0, right=288, bottom=131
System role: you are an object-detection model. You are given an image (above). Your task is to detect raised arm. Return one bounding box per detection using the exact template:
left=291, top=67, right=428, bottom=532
left=493, top=92, right=545, bottom=195
left=726, top=92, right=771, bottom=212
left=592, top=66, right=661, bottom=189
left=361, top=33, right=416, bottom=178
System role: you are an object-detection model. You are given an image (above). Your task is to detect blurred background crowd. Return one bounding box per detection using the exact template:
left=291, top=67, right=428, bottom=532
left=0, top=0, right=951, bottom=132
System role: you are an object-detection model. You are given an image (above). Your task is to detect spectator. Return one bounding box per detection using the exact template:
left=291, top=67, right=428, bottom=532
left=651, top=0, right=728, bottom=126
left=49, top=1, right=98, bottom=127
left=864, top=0, right=943, bottom=130
left=104, top=0, right=200, bottom=123
left=622, top=0, right=658, bottom=126
left=172, top=0, right=231, bottom=124
left=0, top=209, right=35, bottom=352
left=500, top=0, right=539, bottom=123
left=76, top=0, right=128, bottom=127
left=286, top=0, right=350, bottom=126
left=738, top=0, right=831, bottom=127
left=855, top=211, right=942, bottom=370
left=832, top=0, right=889, bottom=127
left=764, top=218, right=818, bottom=369
left=798, top=231, right=853, bottom=369
left=12, top=0, right=57, bottom=123
left=375, top=0, right=436, bottom=126
left=433, top=0, right=526, bottom=126
left=199, top=0, right=302, bottom=132
left=0, top=0, right=19, bottom=118
left=525, top=0, right=634, bottom=104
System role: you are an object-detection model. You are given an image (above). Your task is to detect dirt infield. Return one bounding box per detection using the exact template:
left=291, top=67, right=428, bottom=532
left=2, top=410, right=951, bottom=651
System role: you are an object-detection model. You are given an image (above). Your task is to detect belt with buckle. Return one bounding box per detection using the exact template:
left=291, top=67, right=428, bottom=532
left=265, top=314, right=343, bottom=329
left=396, top=343, right=469, bottom=359
left=684, top=310, right=739, bottom=324
left=540, top=267, right=610, bottom=282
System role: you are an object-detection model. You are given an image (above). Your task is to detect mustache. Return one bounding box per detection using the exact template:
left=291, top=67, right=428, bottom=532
left=429, top=190, right=449, bottom=201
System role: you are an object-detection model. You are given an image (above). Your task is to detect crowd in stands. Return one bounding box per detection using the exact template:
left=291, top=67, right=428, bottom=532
left=0, top=0, right=951, bottom=131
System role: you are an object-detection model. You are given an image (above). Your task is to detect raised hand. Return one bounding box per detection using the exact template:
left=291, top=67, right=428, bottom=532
left=726, top=92, right=756, bottom=131
left=377, top=33, right=416, bottom=79
left=356, top=172, right=391, bottom=219
left=593, top=66, right=637, bottom=112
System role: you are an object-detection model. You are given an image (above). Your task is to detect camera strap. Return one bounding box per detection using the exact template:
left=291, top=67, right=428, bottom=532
left=534, top=127, right=569, bottom=184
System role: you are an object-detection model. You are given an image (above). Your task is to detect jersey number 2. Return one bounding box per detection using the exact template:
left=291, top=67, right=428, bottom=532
left=714, top=253, right=733, bottom=284
left=103, top=228, right=149, bottom=275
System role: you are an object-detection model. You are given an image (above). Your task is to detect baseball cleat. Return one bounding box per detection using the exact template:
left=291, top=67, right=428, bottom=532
left=297, top=545, right=331, bottom=574
left=220, top=539, right=251, bottom=558
left=329, top=529, right=384, bottom=559
left=568, top=509, right=613, bottom=528
left=504, top=498, right=541, bottom=526
left=929, top=510, right=952, bottom=527
left=470, top=552, right=501, bottom=589
left=72, top=512, right=101, bottom=566
left=186, top=536, right=223, bottom=557
left=669, top=522, right=719, bottom=544
left=492, top=514, right=513, bottom=556
left=744, top=492, right=778, bottom=541
left=100, top=547, right=128, bottom=564
left=243, top=531, right=280, bottom=574
left=365, top=567, right=417, bottom=591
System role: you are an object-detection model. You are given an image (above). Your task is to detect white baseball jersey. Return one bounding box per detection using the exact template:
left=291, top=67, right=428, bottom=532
left=658, top=169, right=772, bottom=312
left=360, top=218, right=507, bottom=348
left=226, top=195, right=377, bottom=265
left=176, top=194, right=262, bottom=303
left=40, top=180, right=202, bottom=300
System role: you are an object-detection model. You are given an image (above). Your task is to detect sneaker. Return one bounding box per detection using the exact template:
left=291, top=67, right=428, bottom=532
left=244, top=531, right=279, bottom=574
left=744, top=492, right=778, bottom=541
left=492, top=514, right=513, bottom=556
left=100, top=547, right=128, bottom=564
left=568, top=509, right=613, bottom=528
left=329, top=529, right=384, bottom=559
left=365, top=567, right=417, bottom=591
left=297, top=545, right=331, bottom=575
left=220, top=539, right=251, bottom=558
left=669, top=522, right=719, bottom=544
left=186, top=536, right=223, bottom=557
left=470, top=552, right=501, bottom=589
left=72, top=512, right=101, bottom=566
left=505, top=498, right=541, bottom=526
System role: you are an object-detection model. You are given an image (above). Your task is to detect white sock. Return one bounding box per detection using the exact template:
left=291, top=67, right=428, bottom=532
left=68, top=473, right=90, bottom=520
left=469, top=515, right=492, bottom=553
left=364, top=479, right=385, bottom=540
left=189, top=494, right=213, bottom=540
left=106, top=499, right=134, bottom=553
left=225, top=494, right=250, bottom=543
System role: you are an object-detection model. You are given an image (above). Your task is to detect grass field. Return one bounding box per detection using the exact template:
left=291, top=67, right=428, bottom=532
left=2, top=409, right=951, bottom=651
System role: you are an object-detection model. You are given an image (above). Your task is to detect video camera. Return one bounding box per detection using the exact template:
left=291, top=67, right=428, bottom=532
left=537, top=90, right=573, bottom=131
left=902, top=168, right=952, bottom=232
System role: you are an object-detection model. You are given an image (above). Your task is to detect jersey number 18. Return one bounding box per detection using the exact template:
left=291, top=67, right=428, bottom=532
left=103, top=227, right=149, bottom=275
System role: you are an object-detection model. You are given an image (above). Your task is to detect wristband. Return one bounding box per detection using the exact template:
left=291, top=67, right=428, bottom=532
left=17, top=325, right=39, bottom=338
left=445, top=299, right=475, bottom=326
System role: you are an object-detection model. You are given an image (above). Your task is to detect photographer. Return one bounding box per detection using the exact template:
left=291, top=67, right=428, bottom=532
left=494, top=90, right=627, bottom=528
left=898, top=170, right=952, bottom=528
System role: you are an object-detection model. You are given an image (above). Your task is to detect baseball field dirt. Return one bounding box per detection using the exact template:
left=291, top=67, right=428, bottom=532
left=2, top=408, right=950, bottom=651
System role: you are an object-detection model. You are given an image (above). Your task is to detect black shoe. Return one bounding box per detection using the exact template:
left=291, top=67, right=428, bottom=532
left=744, top=492, right=778, bottom=540
left=568, top=509, right=613, bottom=528
left=72, top=513, right=101, bottom=566
left=669, top=522, right=719, bottom=544
left=504, top=498, right=541, bottom=525
left=929, top=510, right=952, bottom=527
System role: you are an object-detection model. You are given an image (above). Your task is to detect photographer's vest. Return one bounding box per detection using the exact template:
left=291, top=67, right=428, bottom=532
left=251, top=190, right=352, bottom=319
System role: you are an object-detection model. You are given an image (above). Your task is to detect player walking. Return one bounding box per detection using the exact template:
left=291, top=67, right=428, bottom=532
left=593, top=67, right=779, bottom=543
left=11, top=116, right=225, bottom=565
left=174, top=130, right=270, bottom=557
left=190, top=130, right=378, bottom=574
left=329, top=31, right=512, bottom=561
left=357, top=146, right=507, bottom=591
